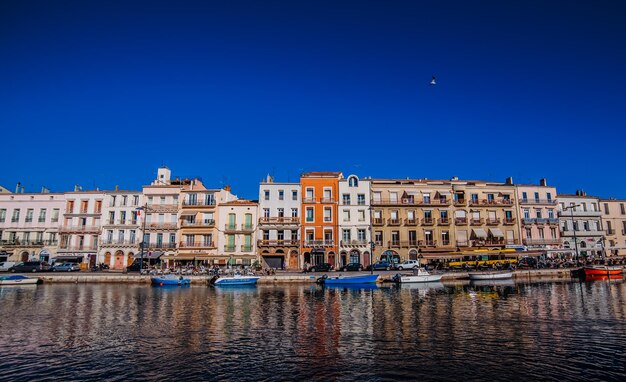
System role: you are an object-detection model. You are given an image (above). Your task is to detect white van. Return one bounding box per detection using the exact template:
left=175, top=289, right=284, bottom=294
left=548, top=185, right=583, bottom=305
left=0, top=262, right=17, bottom=272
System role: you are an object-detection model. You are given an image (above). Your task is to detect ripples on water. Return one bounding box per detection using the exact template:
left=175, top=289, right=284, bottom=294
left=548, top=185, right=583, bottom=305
left=0, top=279, right=625, bottom=382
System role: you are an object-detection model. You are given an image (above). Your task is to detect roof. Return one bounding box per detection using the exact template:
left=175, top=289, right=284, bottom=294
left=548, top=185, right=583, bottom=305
left=220, top=199, right=258, bottom=206
left=301, top=172, right=343, bottom=178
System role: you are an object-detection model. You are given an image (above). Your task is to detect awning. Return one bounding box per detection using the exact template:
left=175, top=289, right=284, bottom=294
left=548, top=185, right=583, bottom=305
left=489, top=228, right=504, bottom=238
left=133, top=251, right=163, bottom=259
left=436, top=190, right=451, bottom=196
left=472, top=228, right=488, bottom=239
left=180, top=212, right=197, bottom=217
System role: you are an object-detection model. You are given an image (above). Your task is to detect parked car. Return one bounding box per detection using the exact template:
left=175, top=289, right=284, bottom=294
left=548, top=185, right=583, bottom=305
left=53, top=263, right=81, bottom=272
left=397, top=259, right=420, bottom=270
left=340, top=262, right=363, bottom=272
left=126, top=262, right=142, bottom=272
left=308, top=263, right=333, bottom=272
left=0, top=261, right=18, bottom=272
left=367, top=261, right=396, bottom=271
left=9, top=261, right=51, bottom=273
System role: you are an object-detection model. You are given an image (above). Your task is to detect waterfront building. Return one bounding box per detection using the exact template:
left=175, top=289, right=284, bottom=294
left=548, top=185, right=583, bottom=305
left=558, top=191, right=603, bottom=258
left=140, top=167, right=182, bottom=266
left=599, top=198, right=626, bottom=257
left=99, top=189, right=143, bottom=270
left=217, top=199, right=258, bottom=267
left=257, top=175, right=301, bottom=270
left=370, top=177, right=521, bottom=263
left=178, top=179, right=237, bottom=266
left=0, top=188, right=64, bottom=263
left=515, top=179, right=561, bottom=251
left=338, top=174, right=372, bottom=268
left=300, top=172, right=342, bottom=268
left=58, top=188, right=105, bottom=267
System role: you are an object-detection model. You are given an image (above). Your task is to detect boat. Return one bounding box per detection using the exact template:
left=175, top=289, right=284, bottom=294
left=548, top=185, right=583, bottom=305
left=316, top=274, right=379, bottom=285
left=392, top=268, right=443, bottom=283
left=323, top=283, right=380, bottom=290
left=584, top=274, right=623, bottom=282
left=470, top=279, right=516, bottom=287
left=151, top=275, right=191, bottom=286
left=0, top=275, right=39, bottom=286
left=583, top=266, right=623, bottom=277
left=210, top=274, right=260, bottom=286
left=468, top=271, right=513, bottom=280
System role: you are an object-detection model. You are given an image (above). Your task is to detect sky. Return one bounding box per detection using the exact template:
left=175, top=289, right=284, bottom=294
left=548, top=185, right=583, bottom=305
left=1, top=0, right=625, bottom=200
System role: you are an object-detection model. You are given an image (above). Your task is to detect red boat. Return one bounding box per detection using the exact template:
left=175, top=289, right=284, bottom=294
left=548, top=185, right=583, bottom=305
left=585, top=274, right=623, bottom=282
left=583, top=266, right=623, bottom=276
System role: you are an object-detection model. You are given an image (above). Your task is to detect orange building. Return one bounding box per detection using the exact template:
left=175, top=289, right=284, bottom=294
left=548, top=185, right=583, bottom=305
left=300, top=172, right=342, bottom=267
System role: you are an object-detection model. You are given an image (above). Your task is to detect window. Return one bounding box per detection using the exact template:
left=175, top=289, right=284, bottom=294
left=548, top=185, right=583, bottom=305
left=538, top=229, right=545, bottom=239
left=278, top=190, right=284, bottom=200
left=487, top=194, right=494, bottom=202
left=109, top=211, right=115, bottom=224
left=264, top=190, right=270, bottom=200
left=0, top=209, right=5, bottom=223
left=357, top=194, right=365, bottom=205
left=122, top=195, right=127, bottom=206
left=358, top=210, right=365, bottom=222
left=391, top=231, right=400, bottom=245
left=133, top=195, right=139, bottom=206
left=118, top=230, right=125, bottom=242
left=583, top=222, right=589, bottom=231
left=372, top=192, right=381, bottom=202
left=604, top=203, right=610, bottom=214
left=203, top=234, right=213, bottom=246
left=80, top=200, right=88, bottom=213
left=357, top=229, right=366, bottom=242
left=536, top=210, right=542, bottom=219
left=424, top=210, right=432, bottom=219
left=228, top=213, right=236, bottom=229
left=306, top=207, right=314, bottom=222
left=547, top=192, right=552, bottom=202
left=523, top=209, right=530, bottom=219
left=52, top=209, right=59, bottom=222
left=263, top=208, right=270, bottom=218
left=621, top=203, right=625, bottom=215
left=107, top=230, right=114, bottom=242
left=534, top=192, right=540, bottom=202
left=342, top=194, right=351, bottom=205
left=262, top=230, right=270, bottom=240
left=522, top=192, right=527, bottom=201
left=441, top=231, right=450, bottom=245
left=573, top=222, right=578, bottom=231
left=291, top=208, right=298, bottom=217
left=130, top=230, right=136, bottom=243
left=185, top=234, right=195, bottom=246
left=160, top=196, right=166, bottom=205
left=39, top=209, right=47, bottom=222
left=306, top=188, right=314, bottom=201
left=525, top=228, right=532, bottom=238
left=342, top=229, right=351, bottom=242
left=375, top=231, right=383, bottom=245
left=422, top=193, right=430, bottom=204
left=292, top=190, right=298, bottom=201
left=12, top=209, right=20, bottom=223
left=348, top=176, right=358, bottom=187
left=323, top=188, right=332, bottom=201
left=324, top=207, right=332, bottom=222
left=343, top=210, right=350, bottom=222
left=471, top=194, right=478, bottom=202
left=548, top=209, right=554, bottom=219
left=169, top=233, right=176, bottom=244
left=291, top=230, right=298, bottom=240
left=120, top=211, right=126, bottom=223
left=277, top=208, right=284, bottom=218
left=440, top=210, right=448, bottom=219
left=25, top=209, right=33, bottom=223
left=550, top=228, right=557, bottom=239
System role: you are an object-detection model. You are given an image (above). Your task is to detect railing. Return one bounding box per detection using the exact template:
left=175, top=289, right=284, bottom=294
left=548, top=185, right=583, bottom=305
left=179, top=241, right=215, bottom=248
left=340, top=240, right=369, bottom=247
left=241, top=245, right=253, bottom=252
left=405, top=218, right=418, bottom=226
left=468, top=199, right=514, bottom=206
left=519, top=198, right=557, bottom=205
left=560, top=230, right=604, bottom=237
left=523, top=238, right=561, bottom=245
left=258, top=217, right=300, bottom=224
left=388, top=218, right=401, bottom=226
left=59, top=225, right=101, bottom=232
left=181, top=220, right=215, bottom=227
left=38, top=218, right=46, bottom=223
left=224, top=224, right=238, bottom=231
left=421, top=218, right=435, bottom=226
left=0, top=240, right=58, bottom=247
left=258, top=240, right=299, bottom=247
left=101, top=240, right=138, bottom=245
left=58, top=245, right=98, bottom=251
left=11, top=218, right=19, bottom=223
left=485, top=218, right=501, bottom=225
left=224, top=245, right=236, bottom=252
left=320, top=197, right=335, bottom=203
left=558, top=210, right=602, bottom=217
left=146, top=203, right=179, bottom=211
left=182, top=199, right=216, bottom=206
left=438, top=218, right=451, bottom=225
left=419, top=240, right=437, bottom=247
left=303, top=197, right=316, bottom=203
left=503, top=218, right=516, bottom=225
left=441, top=240, right=451, bottom=246
left=455, top=217, right=468, bottom=225
left=372, top=218, right=384, bottom=226
left=144, top=223, right=177, bottom=230
left=535, top=218, right=548, bottom=226
left=547, top=218, right=559, bottom=225
left=304, top=240, right=335, bottom=247
left=240, top=224, right=255, bottom=231
left=453, top=199, right=466, bottom=206
left=470, top=218, right=484, bottom=225
left=371, top=198, right=451, bottom=206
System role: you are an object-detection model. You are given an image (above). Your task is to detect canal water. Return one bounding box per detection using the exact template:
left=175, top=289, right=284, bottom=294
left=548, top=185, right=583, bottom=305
left=0, top=279, right=625, bottom=382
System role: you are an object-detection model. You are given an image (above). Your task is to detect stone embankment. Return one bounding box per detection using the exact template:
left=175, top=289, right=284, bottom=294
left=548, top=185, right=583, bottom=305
left=35, top=268, right=579, bottom=285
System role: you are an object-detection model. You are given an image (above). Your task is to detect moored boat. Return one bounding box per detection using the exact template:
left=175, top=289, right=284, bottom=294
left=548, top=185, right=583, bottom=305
left=151, top=275, right=191, bottom=286
left=468, top=271, right=513, bottom=280
left=583, top=266, right=623, bottom=277
left=0, top=275, right=39, bottom=286
left=392, top=268, right=443, bottom=283
left=210, top=274, right=260, bottom=286
left=316, top=274, right=379, bottom=285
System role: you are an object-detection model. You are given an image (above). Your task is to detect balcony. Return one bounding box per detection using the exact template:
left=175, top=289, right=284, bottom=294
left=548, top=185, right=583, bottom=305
left=455, top=217, right=468, bottom=225
left=146, top=204, right=179, bottom=212
left=519, top=198, right=557, bottom=205
left=485, top=218, right=501, bottom=226
left=371, top=198, right=416, bottom=206
left=0, top=239, right=58, bottom=247
left=101, top=240, right=138, bottom=246
left=470, top=218, right=484, bottom=226
left=438, top=218, right=451, bottom=226
left=547, top=218, right=559, bottom=226
left=258, top=217, right=300, bottom=225
left=240, top=224, right=255, bottom=232
left=453, top=199, right=467, bottom=206
left=182, top=200, right=216, bottom=207
left=241, top=245, right=253, bottom=252
left=468, top=199, right=514, bottom=207
left=304, top=240, right=335, bottom=248
left=340, top=240, right=368, bottom=247
left=303, top=197, right=316, bottom=203
left=372, top=218, right=384, bottom=226
left=224, top=245, right=236, bottom=252
left=560, top=230, right=604, bottom=237
left=418, top=240, right=437, bottom=247
left=59, top=225, right=101, bottom=233
left=523, top=238, right=561, bottom=246
left=421, top=218, right=435, bottom=226
left=320, top=197, right=336, bottom=204
left=38, top=218, right=46, bottom=223
left=58, top=245, right=98, bottom=251
left=224, top=224, right=238, bottom=231
left=145, top=242, right=177, bottom=249
left=181, top=220, right=215, bottom=228
left=535, top=218, right=548, bottom=226
left=258, top=239, right=299, bottom=247
left=144, top=223, right=177, bottom=230
left=404, top=218, right=418, bottom=226
left=503, top=218, right=516, bottom=225
left=558, top=210, right=602, bottom=217
left=388, top=218, right=401, bottom=226
left=179, top=241, right=215, bottom=249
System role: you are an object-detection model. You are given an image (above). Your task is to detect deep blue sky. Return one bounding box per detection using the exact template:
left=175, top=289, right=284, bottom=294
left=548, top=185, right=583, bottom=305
left=1, top=0, right=625, bottom=199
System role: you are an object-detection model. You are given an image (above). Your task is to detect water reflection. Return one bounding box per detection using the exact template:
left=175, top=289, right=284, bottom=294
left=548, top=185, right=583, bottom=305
left=0, top=279, right=624, bottom=381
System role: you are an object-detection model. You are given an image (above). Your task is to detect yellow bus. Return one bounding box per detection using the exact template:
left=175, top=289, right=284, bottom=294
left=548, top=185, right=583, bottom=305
left=445, top=249, right=519, bottom=269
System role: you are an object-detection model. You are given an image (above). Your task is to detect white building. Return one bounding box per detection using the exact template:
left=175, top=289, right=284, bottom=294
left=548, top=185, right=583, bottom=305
left=257, top=176, right=301, bottom=269
left=217, top=199, right=258, bottom=267
left=58, top=189, right=105, bottom=266
left=558, top=191, right=604, bottom=258
left=338, top=175, right=372, bottom=267
left=99, top=189, right=143, bottom=269
left=0, top=189, right=65, bottom=263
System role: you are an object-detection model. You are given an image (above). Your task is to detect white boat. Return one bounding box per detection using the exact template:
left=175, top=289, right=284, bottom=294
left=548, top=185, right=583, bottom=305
left=393, top=268, right=443, bottom=283
left=468, top=271, right=513, bottom=280
left=0, top=275, right=39, bottom=285
left=210, top=274, right=260, bottom=286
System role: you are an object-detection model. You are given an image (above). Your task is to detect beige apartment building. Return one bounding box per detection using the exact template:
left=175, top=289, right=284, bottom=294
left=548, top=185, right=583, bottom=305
left=600, top=198, right=626, bottom=256
left=370, top=177, right=522, bottom=262
left=516, top=179, right=561, bottom=251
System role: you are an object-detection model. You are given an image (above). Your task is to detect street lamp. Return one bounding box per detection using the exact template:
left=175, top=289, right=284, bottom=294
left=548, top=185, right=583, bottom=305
left=136, top=204, right=148, bottom=273
left=562, top=203, right=581, bottom=263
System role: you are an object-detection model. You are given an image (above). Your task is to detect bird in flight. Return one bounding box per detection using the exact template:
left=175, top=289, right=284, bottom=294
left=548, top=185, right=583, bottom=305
left=430, top=76, right=436, bottom=86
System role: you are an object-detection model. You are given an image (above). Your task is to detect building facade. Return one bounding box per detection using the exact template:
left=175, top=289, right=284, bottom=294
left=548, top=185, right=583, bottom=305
left=515, top=179, right=561, bottom=251
left=558, top=191, right=603, bottom=258
left=100, top=189, right=143, bottom=270
left=600, top=198, right=626, bottom=257
left=300, top=172, right=342, bottom=268
left=0, top=191, right=64, bottom=263
left=338, top=175, right=372, bottom=267
left=257, top=176, right=301, bottom=270
left=217, top=199, right=258, bottom=267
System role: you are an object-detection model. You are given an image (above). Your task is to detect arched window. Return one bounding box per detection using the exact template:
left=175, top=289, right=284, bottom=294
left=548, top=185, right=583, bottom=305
left=348, top=176, right=358, bottom=187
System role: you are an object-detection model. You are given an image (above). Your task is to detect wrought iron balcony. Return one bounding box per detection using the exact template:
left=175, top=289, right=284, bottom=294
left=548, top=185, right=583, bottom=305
left=59, top=225, right=101, bottom=233
left=455, top=217, right=468, bottom=225
left=519, top=198, right=557, bottom=205
left=304, top=240, right=335, bottom=248
left=340, top=240, right=368, bottom=247
left=469, top=199, right=514, bottom=207
left=438, top=218, right=451, bottom=225
left=470, top=218, right=484, bottom=226
left=372, top=218, right=384, bottom=226
left=181, top=220, right=215, bottom=227
left=523, top=238, right=561, bottom=245
left=404, top=218, right=418, bottom=226
left=485, top=218, right=501, bottom=226
left=388, top=218, right=402, bottom=226
left=258, top=217, right=300, bottom=225
left=503, top=218, right=516, bottom=225
left=257, top=239, right=299, bottom=247
left=144, top=223, right=177, bottom=230
left=179, top=241, right=216, bottom=248
left=421, top=218, right=435, bottom=226
left=182, top=199, right=216, bottom=207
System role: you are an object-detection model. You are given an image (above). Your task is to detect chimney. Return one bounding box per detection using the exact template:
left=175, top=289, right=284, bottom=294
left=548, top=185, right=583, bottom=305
left=21, top=186, right=25, bottom=193
left=41, top=186, right=49, bottom=193
left=451, top=176, right=459, bottom=181
left=575, top=189, right=581, bottom=196
left=224, top=185, right=231, bottom=192
left=74, top=184, right=81, bottom=192
left=115, top=185, right=119, bottom=191
left=539, top=178, right=547, bottom=187
left=15, top=182, right=21, bottom=193
left=505, top=177, right=513, bottom=185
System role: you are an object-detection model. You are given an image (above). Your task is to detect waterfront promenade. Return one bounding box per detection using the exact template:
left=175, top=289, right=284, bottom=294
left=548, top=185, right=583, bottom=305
left=20, top=267, right=589, bottom=285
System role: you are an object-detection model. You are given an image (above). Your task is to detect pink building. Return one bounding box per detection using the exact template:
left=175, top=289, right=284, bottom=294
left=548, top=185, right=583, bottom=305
left=515, top=179, right=561, bottom=250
